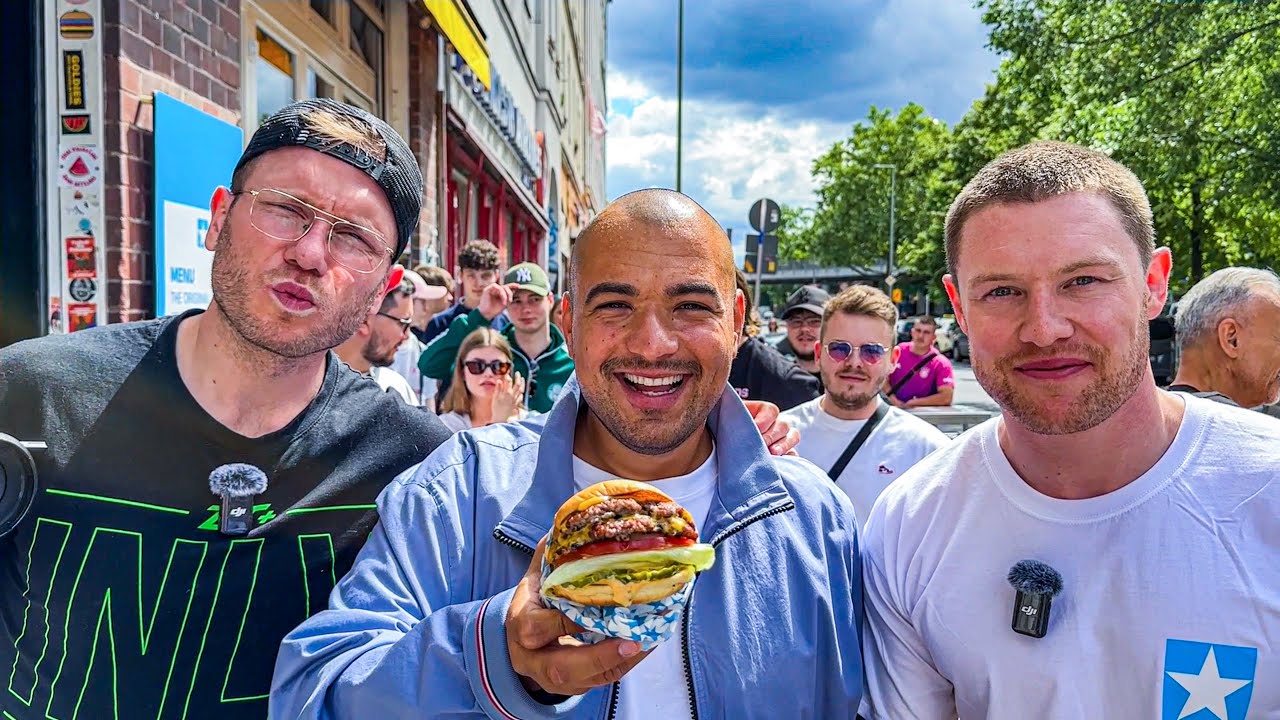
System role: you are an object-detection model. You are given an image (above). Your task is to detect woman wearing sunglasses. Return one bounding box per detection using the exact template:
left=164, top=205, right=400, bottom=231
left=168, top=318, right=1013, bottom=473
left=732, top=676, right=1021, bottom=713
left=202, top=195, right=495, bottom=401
left=437, top=328, right=527, bottom=433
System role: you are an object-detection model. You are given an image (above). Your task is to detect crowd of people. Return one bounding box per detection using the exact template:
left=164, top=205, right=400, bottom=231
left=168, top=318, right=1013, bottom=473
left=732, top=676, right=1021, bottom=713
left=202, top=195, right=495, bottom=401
left=0, top=98, right=1277, bottom=720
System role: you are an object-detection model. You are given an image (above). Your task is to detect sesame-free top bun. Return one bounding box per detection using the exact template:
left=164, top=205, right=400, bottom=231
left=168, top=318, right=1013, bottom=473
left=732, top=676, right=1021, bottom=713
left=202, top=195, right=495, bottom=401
left=551, top=479, right=675, bottom=529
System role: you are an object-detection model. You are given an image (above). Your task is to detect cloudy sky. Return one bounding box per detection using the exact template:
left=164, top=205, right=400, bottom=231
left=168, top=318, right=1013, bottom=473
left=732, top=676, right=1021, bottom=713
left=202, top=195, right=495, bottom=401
left=605, top=0, right=1003, bottom=260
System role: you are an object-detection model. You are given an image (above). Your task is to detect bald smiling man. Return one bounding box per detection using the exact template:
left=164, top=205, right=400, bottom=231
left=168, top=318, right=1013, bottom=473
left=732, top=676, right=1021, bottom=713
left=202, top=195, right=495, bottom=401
left=271, top=189, right=867, bottom=720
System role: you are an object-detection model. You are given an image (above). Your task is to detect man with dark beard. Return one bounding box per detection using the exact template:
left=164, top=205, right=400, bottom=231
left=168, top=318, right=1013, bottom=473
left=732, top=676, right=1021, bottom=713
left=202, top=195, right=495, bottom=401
left=860, top=141, right=1280, bottom=718
left=272, top=189, right=865, bottom=719
left=336, top=275, right=422, bottom=405
left=0, top=99, right=452, bottom=720
left=780, top=285, right=947, bottom=528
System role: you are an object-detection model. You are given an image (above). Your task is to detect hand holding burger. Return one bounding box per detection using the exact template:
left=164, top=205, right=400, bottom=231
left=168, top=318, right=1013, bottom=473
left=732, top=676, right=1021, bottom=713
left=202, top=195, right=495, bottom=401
left=542, top=480, right=715, bottom=607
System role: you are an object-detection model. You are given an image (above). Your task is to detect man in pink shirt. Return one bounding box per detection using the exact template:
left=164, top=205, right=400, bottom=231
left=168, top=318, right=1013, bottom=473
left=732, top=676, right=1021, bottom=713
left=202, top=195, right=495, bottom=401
left=886, top=315, right=955, bottom=407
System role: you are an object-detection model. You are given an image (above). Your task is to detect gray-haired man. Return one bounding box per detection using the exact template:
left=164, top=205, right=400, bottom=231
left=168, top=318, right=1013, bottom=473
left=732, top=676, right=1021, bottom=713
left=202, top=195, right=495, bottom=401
left=1169, top=267, right=1280, bottom=417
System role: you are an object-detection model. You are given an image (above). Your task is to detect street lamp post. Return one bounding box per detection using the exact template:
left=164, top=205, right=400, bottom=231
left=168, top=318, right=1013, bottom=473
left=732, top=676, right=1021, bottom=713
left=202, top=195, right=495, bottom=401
left=675, top=0, right=684, bottom=192
left=873, top=163, right=897, bottom=289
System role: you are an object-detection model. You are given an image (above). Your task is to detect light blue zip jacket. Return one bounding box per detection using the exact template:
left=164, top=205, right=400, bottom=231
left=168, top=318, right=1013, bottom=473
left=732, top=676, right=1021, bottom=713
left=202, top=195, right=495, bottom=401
left=270, top=378, right=865, bottom=719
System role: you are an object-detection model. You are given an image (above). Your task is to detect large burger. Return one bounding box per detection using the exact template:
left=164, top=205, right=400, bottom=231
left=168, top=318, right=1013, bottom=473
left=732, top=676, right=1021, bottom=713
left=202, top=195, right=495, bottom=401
left=542, top=480, right=715, bottom=607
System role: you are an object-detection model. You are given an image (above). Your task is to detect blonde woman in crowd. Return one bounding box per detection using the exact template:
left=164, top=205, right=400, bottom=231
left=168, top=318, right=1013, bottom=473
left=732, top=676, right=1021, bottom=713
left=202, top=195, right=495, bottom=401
left=436, top=328, right=526, bottom=433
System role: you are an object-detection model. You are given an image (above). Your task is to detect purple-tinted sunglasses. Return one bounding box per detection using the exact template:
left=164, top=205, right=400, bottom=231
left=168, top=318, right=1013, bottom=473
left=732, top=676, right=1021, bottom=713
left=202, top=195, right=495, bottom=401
left=825, top=341, right=888, bottom=364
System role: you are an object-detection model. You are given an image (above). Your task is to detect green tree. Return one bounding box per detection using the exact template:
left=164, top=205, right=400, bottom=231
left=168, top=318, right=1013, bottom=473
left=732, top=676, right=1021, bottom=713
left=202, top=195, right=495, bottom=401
left=805, top=104, right=954, bottom=283
left=974, top=0, right=1280, bottom=291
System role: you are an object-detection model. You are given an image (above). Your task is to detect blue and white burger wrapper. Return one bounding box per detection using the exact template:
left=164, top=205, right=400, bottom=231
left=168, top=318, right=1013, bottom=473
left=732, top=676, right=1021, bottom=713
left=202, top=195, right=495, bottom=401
left=539, top=558, right=694, bottom=651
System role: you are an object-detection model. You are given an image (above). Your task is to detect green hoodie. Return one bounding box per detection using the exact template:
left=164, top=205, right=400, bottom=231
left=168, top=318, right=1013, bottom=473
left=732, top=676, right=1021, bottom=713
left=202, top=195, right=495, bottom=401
left=418, top=308, right=574, bottom=414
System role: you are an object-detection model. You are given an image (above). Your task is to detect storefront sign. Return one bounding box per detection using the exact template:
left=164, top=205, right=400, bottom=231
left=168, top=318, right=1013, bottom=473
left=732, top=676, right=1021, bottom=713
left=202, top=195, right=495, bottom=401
left=452, top=53, right=540, bottom=178
left=63, top=50, right=85, bottom=109
left=153, top=93, right=242, bottom=316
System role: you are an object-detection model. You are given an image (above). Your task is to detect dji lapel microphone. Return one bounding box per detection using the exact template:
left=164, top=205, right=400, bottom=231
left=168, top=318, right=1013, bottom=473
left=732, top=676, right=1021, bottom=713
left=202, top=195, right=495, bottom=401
left=1007, top=559, right=1063, bottom=638
left=208, top=464, right=268, bottom=536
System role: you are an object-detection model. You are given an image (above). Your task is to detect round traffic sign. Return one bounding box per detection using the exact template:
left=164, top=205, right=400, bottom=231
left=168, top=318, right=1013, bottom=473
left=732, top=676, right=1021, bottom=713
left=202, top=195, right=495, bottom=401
left=749, top=198, right=781, bottom=233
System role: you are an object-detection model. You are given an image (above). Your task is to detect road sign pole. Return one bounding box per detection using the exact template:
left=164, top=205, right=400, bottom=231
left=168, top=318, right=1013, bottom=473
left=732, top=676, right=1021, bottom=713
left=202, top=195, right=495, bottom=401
left=754, top=234, right=764, bottom=304
left=754, top=200, right=767, bottom=305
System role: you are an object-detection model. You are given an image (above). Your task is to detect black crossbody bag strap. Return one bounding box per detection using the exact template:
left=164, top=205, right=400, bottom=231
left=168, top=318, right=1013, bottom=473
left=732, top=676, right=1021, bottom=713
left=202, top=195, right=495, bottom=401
left=827, top=401, right=889, bottom=482
left=887, top=351, right=938, bottom=398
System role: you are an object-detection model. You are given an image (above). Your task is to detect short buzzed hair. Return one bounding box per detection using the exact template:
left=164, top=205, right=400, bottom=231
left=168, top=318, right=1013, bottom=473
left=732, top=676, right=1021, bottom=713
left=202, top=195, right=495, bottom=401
left=570, top=189, right=730, bottom=300
left=913, top=315, right=937, bottom=329
left=822, top=285, right=898, bottom=340
left=945, top=141, right=1155, bottom=278
left=1175, top=267, right=1280, bottom=353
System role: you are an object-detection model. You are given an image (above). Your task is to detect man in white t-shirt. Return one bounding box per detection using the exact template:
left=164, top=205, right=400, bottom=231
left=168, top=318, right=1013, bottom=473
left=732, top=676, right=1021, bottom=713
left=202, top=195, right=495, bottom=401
left=860, top=141, right=1280, bottom=720
left=781, top=285, right=948, bottom=527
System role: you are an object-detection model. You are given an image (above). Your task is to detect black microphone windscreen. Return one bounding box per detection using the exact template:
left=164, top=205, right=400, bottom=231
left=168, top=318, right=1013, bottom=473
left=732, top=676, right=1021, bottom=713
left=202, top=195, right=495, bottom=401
left=208, top=463, right=268, bottom=498
left=1007, top=559, right=1063, bottom=597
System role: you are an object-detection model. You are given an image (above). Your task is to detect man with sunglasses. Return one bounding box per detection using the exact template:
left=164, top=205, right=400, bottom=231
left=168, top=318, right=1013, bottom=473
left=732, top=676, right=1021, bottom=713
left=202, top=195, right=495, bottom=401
left=0, top=99, right=452, bottom=720
left=337, top=274, right=422, bottom=406
left=780, top=285, right=948, bottom=527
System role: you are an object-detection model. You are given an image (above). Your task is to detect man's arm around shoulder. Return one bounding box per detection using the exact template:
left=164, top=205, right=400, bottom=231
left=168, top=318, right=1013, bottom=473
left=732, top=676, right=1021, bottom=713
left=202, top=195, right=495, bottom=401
left=270, top=457, right=582, bottom=720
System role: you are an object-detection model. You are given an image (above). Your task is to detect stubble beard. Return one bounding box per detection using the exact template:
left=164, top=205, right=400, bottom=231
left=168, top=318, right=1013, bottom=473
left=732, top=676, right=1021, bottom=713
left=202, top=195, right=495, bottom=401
left=210, top=225, right=378, bottom=360
left=976, top=318, right=1150, bottom=435
left=584, top=356, right=722, bottom=456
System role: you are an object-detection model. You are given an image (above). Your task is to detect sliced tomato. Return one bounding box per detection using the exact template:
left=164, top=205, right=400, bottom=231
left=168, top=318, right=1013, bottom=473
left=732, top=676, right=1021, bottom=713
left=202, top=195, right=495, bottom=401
left=555, top=534, right=695, bottom=567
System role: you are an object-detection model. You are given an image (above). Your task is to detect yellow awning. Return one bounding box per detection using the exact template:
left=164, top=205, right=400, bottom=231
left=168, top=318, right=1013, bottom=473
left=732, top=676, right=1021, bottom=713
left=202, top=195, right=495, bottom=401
left=424, top=0, right=490, bottom=90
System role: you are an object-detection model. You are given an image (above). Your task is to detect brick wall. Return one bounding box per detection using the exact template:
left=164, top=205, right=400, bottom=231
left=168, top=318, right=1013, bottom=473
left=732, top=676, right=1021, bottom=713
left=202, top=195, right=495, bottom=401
left=101, top=0, right=241, bottom=322
left=407, top=6, right=441, bottom=265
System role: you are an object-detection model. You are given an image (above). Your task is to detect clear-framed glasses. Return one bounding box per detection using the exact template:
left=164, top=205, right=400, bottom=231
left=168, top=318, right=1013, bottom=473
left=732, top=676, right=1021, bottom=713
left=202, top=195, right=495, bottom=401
left=825, top=341, right=888, bottom=365
left=240, top=188, right=392, bottom=274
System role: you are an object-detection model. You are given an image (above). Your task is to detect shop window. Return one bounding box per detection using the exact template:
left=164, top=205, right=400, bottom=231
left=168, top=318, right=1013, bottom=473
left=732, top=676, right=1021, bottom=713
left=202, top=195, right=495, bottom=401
left=350, top=4, right=383, bottom=75
left=256, top=29, right=294, bottom=122
left=245, top=1, right=392, bottom=134
left=309, top=0, right=334, bottom=26
left=306, top=66, right=334, bottom=99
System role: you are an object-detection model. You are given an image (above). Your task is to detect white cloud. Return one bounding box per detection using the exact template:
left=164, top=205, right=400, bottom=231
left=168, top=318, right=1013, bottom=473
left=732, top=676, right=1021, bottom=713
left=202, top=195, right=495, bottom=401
left=606, top=71, right=845, bottom=237
left=607, top=68, right=652, bottom=103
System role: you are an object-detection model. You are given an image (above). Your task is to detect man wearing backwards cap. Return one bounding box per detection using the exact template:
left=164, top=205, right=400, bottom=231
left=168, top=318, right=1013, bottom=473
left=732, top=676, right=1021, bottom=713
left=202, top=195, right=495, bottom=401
left=0, top=99, right=451, bottom=720
left=0, top=102, right=796, bottom=719
left=273, top=189, right=863, bottom=719
left=419, top=261, right=575, bottom=413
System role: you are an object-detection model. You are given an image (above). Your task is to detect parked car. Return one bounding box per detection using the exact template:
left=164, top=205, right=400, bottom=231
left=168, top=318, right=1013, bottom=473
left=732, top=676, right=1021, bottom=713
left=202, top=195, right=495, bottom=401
left=934, top=318, right=956, bottom=355
left=895, top=319, right=914, bottom=345
left=950, top=324, right=970, bottom=362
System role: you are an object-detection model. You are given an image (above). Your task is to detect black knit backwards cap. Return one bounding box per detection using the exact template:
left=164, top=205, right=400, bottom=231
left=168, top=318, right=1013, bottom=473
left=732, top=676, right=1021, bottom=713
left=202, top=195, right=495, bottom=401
left=232, top=98, right=423, bottom=258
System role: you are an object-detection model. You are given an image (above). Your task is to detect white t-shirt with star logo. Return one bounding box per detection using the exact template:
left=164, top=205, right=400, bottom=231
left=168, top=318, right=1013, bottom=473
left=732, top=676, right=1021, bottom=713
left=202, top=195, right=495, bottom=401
left=571, top=448, right=718, bottom=720
left=779, top=397, right=949, bottom=529
left=860, top=395, right=1280, bottom=719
